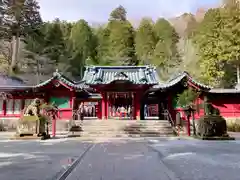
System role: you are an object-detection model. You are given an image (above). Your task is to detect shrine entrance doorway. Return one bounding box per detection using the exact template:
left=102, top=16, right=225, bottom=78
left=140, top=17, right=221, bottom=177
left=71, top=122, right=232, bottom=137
left=108, top=92, right=134, bottom=120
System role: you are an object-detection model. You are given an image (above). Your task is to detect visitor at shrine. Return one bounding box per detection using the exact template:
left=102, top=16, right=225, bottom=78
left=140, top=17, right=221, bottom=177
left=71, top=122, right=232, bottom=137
left=127, top=106, right=132, bottom=119
left=120, top=105, right=126, bottom=119
left=78, top=102, right=84, bottom=121
left=144, top=104, right=148, bottom=117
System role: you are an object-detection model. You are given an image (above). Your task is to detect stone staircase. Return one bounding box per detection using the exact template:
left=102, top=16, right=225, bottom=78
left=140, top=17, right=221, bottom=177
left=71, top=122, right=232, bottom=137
left=76, top=120, right=175, bottom=138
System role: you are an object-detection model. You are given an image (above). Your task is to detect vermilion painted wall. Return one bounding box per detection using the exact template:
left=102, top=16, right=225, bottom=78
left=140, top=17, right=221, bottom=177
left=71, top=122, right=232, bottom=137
left=211, top=97, right=240, bottom=118
left=174, top=95, right=240, bottom=120
left=174, top=97, right=205, bottom=121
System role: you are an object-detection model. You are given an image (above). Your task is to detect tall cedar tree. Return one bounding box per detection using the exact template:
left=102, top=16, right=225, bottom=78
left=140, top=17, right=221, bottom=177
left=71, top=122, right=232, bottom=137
left=221, top=0, right=240, bottom=85
left=1, top=0, right=42, bottom=74
left=106, top=6, right=136, bottom=65
left=109, top=5, right=127, bottom=21
left=135, top=18, right=157, bottom=65
left=184, top=14, right=198, bottom=38
left=43, top=19, right=65, bottom=66
left=95, top=26, right=110, bottom=65
left=68, top=19, right=97, bottom=77
left=193, top=8, right=226, bottom=86
left=23, top=24, right=55, bottom=83
left=153, top=18, right=180, bottom=75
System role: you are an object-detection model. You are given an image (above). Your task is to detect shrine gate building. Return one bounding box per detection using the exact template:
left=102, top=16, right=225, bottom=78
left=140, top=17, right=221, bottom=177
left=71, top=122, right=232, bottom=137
left=1, top=65, right=240, bottom=123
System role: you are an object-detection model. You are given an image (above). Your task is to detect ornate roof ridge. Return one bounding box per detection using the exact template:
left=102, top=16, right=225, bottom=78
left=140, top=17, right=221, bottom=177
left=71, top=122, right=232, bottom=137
left=85, top=65, right=156, bottom=69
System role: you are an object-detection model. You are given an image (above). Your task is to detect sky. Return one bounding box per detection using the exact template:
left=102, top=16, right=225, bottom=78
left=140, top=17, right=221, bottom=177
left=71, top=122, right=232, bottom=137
left=37, top=0, right=222, bottom=22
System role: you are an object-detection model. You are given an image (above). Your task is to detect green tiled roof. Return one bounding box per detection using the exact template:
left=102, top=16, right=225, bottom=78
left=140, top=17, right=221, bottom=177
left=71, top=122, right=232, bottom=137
left=82, top=66, right=160, bottom=85
left=33, top=70, right=89, bottom=90
left=151, top=71, right=212, bottom=90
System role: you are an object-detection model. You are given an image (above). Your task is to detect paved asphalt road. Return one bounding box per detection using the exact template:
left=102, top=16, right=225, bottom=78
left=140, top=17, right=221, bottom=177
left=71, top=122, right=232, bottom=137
left=0, top=138, right=239, bottom=180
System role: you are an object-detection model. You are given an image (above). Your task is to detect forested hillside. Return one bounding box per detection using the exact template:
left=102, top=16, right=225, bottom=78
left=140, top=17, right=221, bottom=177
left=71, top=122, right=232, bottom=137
left=0, top=0, right=240, bottom=88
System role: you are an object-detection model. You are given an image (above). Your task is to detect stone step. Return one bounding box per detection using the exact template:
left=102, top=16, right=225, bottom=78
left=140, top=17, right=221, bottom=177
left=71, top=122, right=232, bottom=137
left=74, top=120, right=174, bottom=137
left=80, top=120, right=170, bottom=124
left=81, top=125, right=172, bottom=129
left=80, top=132, right=173, bottom=137
left=81, top=122, right=171, bottom=126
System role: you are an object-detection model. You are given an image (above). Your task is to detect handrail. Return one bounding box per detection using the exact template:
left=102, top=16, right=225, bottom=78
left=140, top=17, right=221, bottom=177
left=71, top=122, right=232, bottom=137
left=163, top=109, right=174, bottom=127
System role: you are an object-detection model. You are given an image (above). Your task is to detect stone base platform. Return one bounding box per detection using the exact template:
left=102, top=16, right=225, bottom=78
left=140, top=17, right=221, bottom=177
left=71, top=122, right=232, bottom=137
left=10, top=134, right=51, bottom=140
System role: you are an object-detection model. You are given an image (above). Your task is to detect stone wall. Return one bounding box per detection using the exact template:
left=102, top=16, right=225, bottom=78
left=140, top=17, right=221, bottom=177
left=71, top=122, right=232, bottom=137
left=225, top=118, right=240, bottom=125
left=0, top=118, right=18, bottom=131
left=0, top=118, right=70, bottom=132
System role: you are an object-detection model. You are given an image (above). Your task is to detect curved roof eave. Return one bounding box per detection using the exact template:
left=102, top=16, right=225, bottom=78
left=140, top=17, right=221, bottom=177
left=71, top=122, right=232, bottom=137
left=32, top=71, right=88, bottom=90
left=150, top=71, right=212, bottom=91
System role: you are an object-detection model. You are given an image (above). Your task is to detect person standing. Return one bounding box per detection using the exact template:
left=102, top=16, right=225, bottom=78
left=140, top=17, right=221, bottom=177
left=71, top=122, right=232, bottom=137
left=78, top=102, right=84, bottom=121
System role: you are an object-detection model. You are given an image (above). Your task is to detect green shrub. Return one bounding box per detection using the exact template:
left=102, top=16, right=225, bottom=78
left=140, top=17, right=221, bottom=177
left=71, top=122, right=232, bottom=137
left=197, top=115, right=227, bottom=137
left=227, top=122, right=240, bottom=132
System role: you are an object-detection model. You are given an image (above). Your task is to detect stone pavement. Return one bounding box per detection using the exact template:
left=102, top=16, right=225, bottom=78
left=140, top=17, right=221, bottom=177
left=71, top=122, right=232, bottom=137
left=228, top=132, right=240, bottom=139
left=66, top=141, right=177, bottom=180
left=0, top=136, right=239, bottom=180
left=0, top=139, right=91, bottom=180
left=149, top=139, right=240, bottom=180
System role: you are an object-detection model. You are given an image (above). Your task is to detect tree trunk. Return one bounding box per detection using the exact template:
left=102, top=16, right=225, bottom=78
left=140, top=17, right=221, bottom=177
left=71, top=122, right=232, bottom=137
left=36, top=57, right=40, bottom=84
left=237, top=65, right=240, bottom=84
left=10, top=35, right=20, bottom=74
left=204, top=96, right=209, bottom=115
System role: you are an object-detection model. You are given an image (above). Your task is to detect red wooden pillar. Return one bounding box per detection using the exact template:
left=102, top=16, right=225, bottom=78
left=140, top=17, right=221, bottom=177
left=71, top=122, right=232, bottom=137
left=96, top=100, right=101, bottom=119
left=101, top=92, right=106, bottom=120
left=3, top=100, right=6, bottom=116
left=71, top=96, right=76, bottom=122
left=187, top=118, right=191, bottom=136
left=21, top=99, right=24, bottom=112
left=52, top=115, right=56, bottom=138
left=167, top=94, right=175, bottom=122
left=105, top=92, right=109, bottom=120
left=131, top=92, right=134, bottom=120
left=134, top=92, right=140, bottom=120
